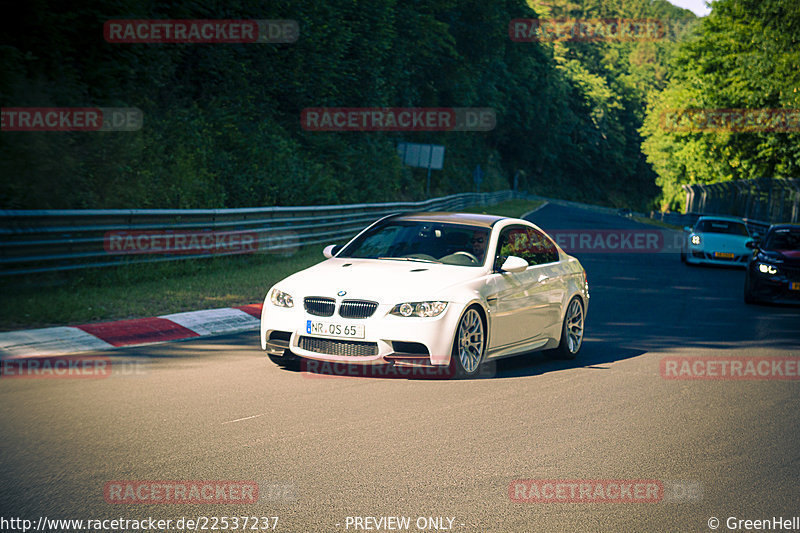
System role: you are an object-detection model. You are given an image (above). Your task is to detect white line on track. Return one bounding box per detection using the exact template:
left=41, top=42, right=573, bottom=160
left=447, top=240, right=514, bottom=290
left=222, top=413, right=266, bottom=424
left=521, top=201, right=549, bottom=220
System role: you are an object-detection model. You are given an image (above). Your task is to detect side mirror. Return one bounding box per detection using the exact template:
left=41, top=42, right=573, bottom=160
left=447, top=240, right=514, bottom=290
left=500, top=255, right=528, bottom=273
left=323, top=244, right=342, bottom=258
left=745, top=240, right=758, bottom=250
left=683, top=226, right=692, bottom=233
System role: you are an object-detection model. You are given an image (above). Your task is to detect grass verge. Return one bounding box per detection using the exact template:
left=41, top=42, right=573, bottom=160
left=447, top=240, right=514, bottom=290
left=0, top=198, right=544, bottom=331
left=632, top=215, right=683, bottom=230
left=461, top=198, right=544, bottom=218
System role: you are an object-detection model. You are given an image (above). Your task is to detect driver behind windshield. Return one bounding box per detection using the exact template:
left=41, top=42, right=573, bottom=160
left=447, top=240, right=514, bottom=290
left=469, top=230, right=488, bottom=263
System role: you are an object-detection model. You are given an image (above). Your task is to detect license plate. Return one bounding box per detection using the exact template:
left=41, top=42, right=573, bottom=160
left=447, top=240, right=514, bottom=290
left=714, top=252, right=735, bottom=259
left=790, top=282, right=800, bottom=291
left=306, top=320, right=365, bottom=339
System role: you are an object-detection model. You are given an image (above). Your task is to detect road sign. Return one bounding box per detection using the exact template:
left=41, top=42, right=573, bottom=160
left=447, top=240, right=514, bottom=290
left=397, top=143, right=446, bottom=196
left=397, top=143, right=445, bottom=170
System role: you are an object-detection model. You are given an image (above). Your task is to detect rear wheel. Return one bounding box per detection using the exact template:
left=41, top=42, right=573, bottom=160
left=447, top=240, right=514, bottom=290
left=553, top=297, right=585, bottom=360
left=451, top=307, right=486, bottom=378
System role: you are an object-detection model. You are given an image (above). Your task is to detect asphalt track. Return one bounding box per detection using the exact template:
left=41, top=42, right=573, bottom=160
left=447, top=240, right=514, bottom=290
left=1, top=203, right=799, bottom=533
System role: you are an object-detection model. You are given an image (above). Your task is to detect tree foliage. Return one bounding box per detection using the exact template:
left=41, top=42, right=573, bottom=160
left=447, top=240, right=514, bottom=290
left=641, top=0, right=800, bottom=211
left=1, top=0, right=694, bottom=209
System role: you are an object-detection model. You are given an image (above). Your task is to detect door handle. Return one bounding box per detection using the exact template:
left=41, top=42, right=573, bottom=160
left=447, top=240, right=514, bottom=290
left=538, top=275, right=549, bottom=283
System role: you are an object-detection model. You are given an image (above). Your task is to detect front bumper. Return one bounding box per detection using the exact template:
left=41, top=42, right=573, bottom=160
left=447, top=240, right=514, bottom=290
left=686, top=246, right=748, bottom=267
left=261, top=299, right=465, bottom=366
left=748, top=271, right=800, bottom=304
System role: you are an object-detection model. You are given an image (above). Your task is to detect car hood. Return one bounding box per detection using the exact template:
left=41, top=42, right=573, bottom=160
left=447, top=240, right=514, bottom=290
left=696, top=232, right=751, bottom=251
left=275, top=258, right=484, bottom=303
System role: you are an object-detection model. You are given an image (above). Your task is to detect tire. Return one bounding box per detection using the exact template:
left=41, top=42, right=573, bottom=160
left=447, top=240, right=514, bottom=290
left=553, top=297, right=585, bottom=360
left=450, top=307, right=487, bottom=378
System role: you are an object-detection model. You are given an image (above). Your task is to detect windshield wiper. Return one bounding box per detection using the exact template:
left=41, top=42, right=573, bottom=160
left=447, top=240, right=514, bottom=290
left=377, top=256, right=441, bottom=264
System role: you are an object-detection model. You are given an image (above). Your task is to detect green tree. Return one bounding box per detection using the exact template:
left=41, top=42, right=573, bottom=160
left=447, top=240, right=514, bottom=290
left=641, top=0, right=800, bottom=210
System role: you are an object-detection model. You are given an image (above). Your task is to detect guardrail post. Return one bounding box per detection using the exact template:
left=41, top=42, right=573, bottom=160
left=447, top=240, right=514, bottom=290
left=789, top=179, right=800, bottom=223
left=682, top=184, right=694, bottom=214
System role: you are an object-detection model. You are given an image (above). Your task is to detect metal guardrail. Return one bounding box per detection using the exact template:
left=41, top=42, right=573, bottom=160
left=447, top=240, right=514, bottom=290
left=649, top=211, right=771, bottom=238
left=0, top=191, right=514, bottom=276
left=682, top=178, right=800, bottom=224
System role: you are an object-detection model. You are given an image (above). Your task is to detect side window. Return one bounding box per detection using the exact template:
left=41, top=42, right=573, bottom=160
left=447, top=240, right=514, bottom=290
left=494, top=226, right=528, bottom=269
left=493, top=226, right=558, bottom=269
left=502, top=228, right=531, bottom=263
left=524, top=227, right=559, bottom=265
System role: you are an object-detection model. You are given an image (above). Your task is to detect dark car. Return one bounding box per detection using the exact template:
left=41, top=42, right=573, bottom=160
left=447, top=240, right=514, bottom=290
left=744, top=224, right=800, bottom=304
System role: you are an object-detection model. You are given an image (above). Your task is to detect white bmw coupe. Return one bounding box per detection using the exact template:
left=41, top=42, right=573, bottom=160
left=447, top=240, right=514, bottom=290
left=261, top=212, right=589, bottom=377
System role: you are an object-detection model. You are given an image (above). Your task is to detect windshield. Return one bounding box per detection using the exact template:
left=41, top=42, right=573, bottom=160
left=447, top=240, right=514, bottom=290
left=338, top=221, right=490, bottom=266
left=695, top=219, right=749, bottom=236
left=763, top=228, right=800, bottom=251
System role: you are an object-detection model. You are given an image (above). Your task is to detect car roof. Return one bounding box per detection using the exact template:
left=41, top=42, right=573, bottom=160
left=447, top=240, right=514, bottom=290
left=696, top=215, right=746, bottom=223
left=393, top=211, right=506, bottom=228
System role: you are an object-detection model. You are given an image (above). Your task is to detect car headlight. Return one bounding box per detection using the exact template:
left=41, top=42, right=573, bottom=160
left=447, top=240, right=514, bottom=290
left=690, top=234, right=701, bottom=245
left=270, top=288, right=294, bottom=308
left=757, top=263, right=778, bottom=275
left=390, top=301, right=448, bottom=317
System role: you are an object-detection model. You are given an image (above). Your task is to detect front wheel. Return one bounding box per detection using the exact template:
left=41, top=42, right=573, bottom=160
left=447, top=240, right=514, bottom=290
left=553, top=297, right=585, bottom=360
left=451, top=307, right=486, bottom=378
